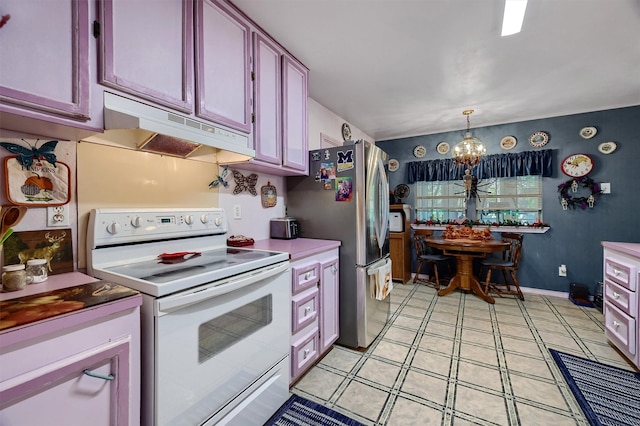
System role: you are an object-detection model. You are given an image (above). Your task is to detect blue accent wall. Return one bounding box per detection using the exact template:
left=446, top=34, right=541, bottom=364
left=377, top=105, right=640, bottom=293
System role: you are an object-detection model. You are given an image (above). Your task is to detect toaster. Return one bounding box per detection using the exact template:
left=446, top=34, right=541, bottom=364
left=270, top=217, right=300, bottom=239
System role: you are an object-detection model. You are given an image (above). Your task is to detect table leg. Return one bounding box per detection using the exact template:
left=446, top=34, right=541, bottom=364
left=437, top=254, right=495, bottom=304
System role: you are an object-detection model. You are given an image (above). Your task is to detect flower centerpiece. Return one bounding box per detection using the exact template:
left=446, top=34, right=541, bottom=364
left=441, top=224, right=493, bottom=241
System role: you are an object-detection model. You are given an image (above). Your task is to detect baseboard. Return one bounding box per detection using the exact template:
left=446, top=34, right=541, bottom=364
left=520, top=287, right=569, bottom=298
left=411, top=273, right=572, bottom=299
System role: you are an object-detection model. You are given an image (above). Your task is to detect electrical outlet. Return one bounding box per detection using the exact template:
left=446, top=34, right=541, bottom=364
left=558, top=264, right=567, bottom=277
left=233, top=204, right=242, bottom=219
left=47, top=205, right=70, bottom=227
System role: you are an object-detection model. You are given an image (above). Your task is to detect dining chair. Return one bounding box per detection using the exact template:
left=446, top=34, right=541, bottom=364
left=480, top=232, right=524, bottom=300
left=412, top=228, right=452, bottom=289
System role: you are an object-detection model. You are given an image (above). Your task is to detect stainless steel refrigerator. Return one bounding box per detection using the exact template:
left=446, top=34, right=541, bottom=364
left=286, top=140, right=391, bottom=348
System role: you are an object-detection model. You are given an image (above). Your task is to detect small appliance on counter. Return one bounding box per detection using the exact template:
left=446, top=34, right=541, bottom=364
left=270, top=217, right=300, bottom=239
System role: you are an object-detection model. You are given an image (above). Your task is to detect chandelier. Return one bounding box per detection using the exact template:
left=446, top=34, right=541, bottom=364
left=452, top=109, right=486, bottom=167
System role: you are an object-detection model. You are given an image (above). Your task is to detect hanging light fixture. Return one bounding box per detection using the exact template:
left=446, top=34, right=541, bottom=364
left=452, top=109, right=486, bottom=167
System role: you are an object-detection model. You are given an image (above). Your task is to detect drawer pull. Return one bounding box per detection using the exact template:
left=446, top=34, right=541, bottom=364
left=304, top=306, right=311, bottom=315
left=303, top=348, right=310, bottom=358
left=331, top=264, right=338, bottom=273
left=613, top=292, right=620, bottom=299
left=613, top=320, right=620, bottom=328
left=613, top=268, right=621, bottom=276
left=83, top=369, right=115, bottom=381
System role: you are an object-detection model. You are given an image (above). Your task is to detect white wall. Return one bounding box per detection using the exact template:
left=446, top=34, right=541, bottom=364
left=308, top=99, right=374, bottom=149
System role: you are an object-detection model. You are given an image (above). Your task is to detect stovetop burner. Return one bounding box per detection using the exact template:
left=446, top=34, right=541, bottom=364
left=104, top=248, right=281, bottom=284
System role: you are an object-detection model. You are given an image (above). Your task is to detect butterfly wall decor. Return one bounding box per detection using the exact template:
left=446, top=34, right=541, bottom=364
left=209, top=166, right=230, bottom=189
left=232, top=171, right=258, bottom=196
left=0, top=139, right=58, bottom=168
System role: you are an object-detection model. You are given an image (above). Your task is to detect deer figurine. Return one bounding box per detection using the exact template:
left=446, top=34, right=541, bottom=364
left=18, top=231, right=66, bottom=272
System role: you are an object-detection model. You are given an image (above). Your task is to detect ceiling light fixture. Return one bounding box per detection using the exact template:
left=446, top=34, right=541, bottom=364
left=501, top=0, right=528, bottom=36
left=452, top=109, right=486, bottom=168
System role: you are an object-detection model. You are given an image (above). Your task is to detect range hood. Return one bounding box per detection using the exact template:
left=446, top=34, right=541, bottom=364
left=82, top=92, right=255, bottom=164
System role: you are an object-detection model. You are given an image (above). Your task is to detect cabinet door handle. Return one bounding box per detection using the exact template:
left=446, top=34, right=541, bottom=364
left=83, top=369, right=115, bottom=381
left=331, top=264, right=337, bottom=273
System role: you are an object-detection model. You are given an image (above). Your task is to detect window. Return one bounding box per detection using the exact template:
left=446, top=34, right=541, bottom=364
left=416, top=175, right=542, bottom=224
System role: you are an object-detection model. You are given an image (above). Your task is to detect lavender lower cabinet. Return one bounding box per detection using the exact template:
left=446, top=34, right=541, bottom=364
left=289, top=248, right=339, bottom=384
left=602, top=242, right=640, bottom=369
left=0, top=298, right=141, bottom=425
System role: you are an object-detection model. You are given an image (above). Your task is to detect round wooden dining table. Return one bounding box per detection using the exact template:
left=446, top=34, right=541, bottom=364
left=425, top=237, right=510, bottom=304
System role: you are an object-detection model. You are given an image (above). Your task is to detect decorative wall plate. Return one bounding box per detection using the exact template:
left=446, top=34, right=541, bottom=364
left=598, top=141, right=617, bottom=154
left=579, top=126, right=597, bottom=139
left=413, top=145, right=426, bottom=158
left=529, top=131, right=549, bottom=148
left=561, top=153, right=594, bottom=177
left=500, top=136, right=517, bottom=150
left=388, top=159, right=399, bottom=172
left=341, top=123, right=352, bottom=141
left=436, top=142, right=450, bottom=154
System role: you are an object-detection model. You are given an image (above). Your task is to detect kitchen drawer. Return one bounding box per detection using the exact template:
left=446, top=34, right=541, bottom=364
left=291, top=328, right=319, bottom=380
left=292, top=262, right=320, bottom=294
left=604, top=301, right=636, bottom=357
left=291, top=287, right=319, bottom=333
left=604, top=279, right=637, bottom=316
left=604, top=257, right=637, bottom=291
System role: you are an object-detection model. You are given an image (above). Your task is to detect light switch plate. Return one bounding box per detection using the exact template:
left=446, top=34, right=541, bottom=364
left=600, top=182, right=611, bottom=194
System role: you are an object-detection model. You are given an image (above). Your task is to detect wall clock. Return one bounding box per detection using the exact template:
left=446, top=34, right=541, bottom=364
left=561, top=153, right=594, bottom=177
left=413, top=145, right=426, bottom=158
left=341, top=123, right=352, bottom=141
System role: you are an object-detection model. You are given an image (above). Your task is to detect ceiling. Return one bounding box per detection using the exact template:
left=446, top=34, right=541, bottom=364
left=232, top=0, right=640, bottom=141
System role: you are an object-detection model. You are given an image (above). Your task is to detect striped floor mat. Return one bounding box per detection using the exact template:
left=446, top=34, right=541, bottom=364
left=264, top=394, right=364, bottom=426
left=550, top=349, right=640, bottom=426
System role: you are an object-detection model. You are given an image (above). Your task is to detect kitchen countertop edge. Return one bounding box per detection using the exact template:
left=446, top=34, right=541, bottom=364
left=253, top=238, right=341, bottom=261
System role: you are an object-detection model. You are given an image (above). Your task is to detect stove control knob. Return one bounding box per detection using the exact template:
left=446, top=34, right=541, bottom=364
left=185, top=215, right=194, bottom=225
left=106, top=222, right=121, bottom=234
left=131, top=216, right=143, bottom=228
left=200, top=214, right=209, bottom=224
left=214, top=216, right=223, bottom=227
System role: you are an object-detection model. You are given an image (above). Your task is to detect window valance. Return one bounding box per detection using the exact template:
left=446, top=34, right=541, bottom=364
left=407, top=149, right=553, bottom=183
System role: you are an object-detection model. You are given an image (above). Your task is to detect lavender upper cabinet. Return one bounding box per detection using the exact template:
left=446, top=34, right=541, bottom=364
left=281, top=54, right=309, bottom=174
left=195, top=0, right=252, bottom=133
left=0, top=0, right=94, bottom=127
left=252, top=32, right=282, bottom=166
left=241, top=31, right=309, bottom=176
left=98, top=0, right=194, bottom=113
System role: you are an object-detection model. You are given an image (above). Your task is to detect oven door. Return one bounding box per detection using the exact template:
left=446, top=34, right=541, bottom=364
left=153, top=262, right=290, bottom=426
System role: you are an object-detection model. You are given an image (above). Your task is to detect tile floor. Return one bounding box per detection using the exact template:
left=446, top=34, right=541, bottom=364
left=291, top=282, right=636, bottom=425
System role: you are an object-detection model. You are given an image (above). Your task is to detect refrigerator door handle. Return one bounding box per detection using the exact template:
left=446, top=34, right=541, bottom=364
left=374, top=157, right=390, bottom=250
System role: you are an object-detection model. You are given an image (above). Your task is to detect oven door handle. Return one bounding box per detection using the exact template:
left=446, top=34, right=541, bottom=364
left=157, top=263, right=289, bottom=315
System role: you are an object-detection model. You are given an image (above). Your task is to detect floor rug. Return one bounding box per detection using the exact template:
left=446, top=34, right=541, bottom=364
left=264, top=394, right=364, bottom=426
left=550, top=349, right=640, bottom=426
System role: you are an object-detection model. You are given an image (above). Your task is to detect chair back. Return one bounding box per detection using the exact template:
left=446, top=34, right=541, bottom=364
left=501, top=232, right=523, bottom=268
left=413, top=228, right=434, bottom=258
